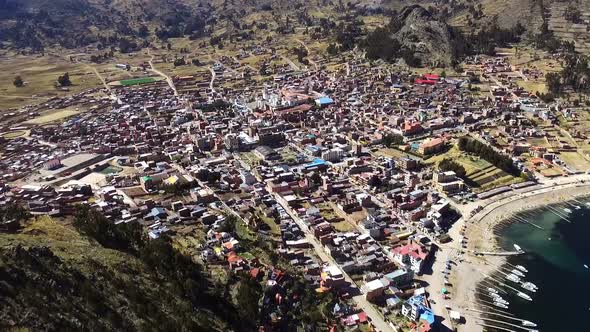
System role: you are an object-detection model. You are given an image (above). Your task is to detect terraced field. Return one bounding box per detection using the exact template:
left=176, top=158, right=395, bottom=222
left=548, top=2, right=590, bottom=54
left=429, top=146, right=522, bottom=191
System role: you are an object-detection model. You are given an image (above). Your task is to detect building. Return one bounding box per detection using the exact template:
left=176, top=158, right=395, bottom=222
left=402, top=294, right=435, bottom=331
left=433, top=171, right=464, bottom=194
left=418, top=138, right=445, bottom=155
left=254, top=145, right=281, bottom=160
left=392, top=242, right=430, bottom=274
left=364, top=278, right=390, bottom=302
left=321, top=148, right=345, bottom=162
left=384, top=269, right=415, bottom=287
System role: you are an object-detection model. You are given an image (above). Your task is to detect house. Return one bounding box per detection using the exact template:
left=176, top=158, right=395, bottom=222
left=364, top=278, right=390, bottom=302
left=384, top=269, right=414, bottom=287
left=392, top=242, right=431, bottom=274
left=402, top=294, right=435, bottom=331
left=433, top=171, right=464, bottom=194
left=418, top=138, right=445, bottom=155
left=315, top=96, right=335, bottom=107
left=254, top=145, right=281, bottom=160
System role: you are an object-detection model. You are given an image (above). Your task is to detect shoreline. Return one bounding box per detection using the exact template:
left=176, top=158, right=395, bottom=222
left=450, top=182, right=590, bottom=332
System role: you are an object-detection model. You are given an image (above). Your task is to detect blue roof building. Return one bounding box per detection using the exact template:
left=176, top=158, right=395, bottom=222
left=315, top=96, right=334, bottom=107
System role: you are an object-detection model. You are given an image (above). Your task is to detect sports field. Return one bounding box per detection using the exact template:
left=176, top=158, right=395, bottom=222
left=119, top=77, right=158, bottom=86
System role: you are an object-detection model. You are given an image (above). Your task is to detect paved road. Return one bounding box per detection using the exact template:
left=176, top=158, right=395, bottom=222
left=273, top=193, right=395, bottom=332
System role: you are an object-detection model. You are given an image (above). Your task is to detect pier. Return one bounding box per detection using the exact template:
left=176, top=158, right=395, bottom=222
left=473, top=250, right=524, bottom=256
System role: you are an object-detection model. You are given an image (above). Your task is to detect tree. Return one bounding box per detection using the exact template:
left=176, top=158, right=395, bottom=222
left=13, top=75, right=24, bottom=87
left=236, top=276, right=262, bottom=329
left=72, top=205, right=145, bottom=253
left=546, top=72, right=562, bottom=95
left=382, top=133, right=404, bottom=147
left=438, top=158, right=466, bottom=178
left=326, top=43, right=339, bottom=55
left=58, top=72, right=72, bottom=86
left=458, top=137, right=520, bottom=176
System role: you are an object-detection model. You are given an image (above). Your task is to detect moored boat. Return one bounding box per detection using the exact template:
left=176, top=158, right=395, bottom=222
left=493, top=302, right=508, bottom=309
left=511, top=269, right=525, bottom=277
left=521, top=282, right=538, bottom=292
left=517, top=291, right=532, bottom=301
left=515, top=265, right=528, bottom=273
left=522, top=320, right=537, bottom=327
left=507, top=273, right=521, bottom=283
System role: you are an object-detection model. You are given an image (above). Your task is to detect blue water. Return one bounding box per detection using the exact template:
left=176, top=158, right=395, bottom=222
left=493, top=200, right=590, bottom=331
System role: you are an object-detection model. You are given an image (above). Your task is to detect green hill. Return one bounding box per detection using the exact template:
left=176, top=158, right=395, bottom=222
left=0, top=217, right=233, bottom=331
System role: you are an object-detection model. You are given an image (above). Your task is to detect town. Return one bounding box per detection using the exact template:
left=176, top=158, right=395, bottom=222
left=3, top=11, right=590, bottom=332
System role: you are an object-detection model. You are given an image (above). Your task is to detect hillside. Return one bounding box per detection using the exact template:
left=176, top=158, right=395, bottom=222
left=0, top=217, right=233, bottom=331
left=0, top=0, right=213, bottom=50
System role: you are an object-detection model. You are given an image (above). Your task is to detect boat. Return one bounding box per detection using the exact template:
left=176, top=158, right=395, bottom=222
left=522, top=281, right=538, bottom=290
left=493, top=302, right=508, bottom=309
left=507, top=273, right=521, bottom=283
left=515, top=265, right=528, bottom=273
left=517, top=291, right=532, bottom=301
left=584, top=264, right=588, bottom=269
left=487, top=287, right=498, bottom=294
left=511, top=269, right=525, bottom=277
left=574, top=205, right=581, bottom=210
left=514, top=244, right=522, bottom=251
left=564, top=208, right=573, bottom=214
left=522, top=283, right=537, bottom=293
left=522, top=320, right=537, bottom=327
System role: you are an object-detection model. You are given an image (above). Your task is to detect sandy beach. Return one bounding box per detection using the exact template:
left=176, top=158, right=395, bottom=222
left=442, top=179, right=590, bottom=332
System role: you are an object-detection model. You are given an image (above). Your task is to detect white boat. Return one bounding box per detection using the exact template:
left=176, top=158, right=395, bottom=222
left=487, top=287, right=498, bottom=294
left=517, top=291, right=532, bottom=301
left=516, top=265, right=528, bottom=273
left=522, top=281, right=538, bottom=290
left=493, top=302, right=508, bottom=309
left=574, top=205, right=581, bottom=210
left=522, top=320, right=537, bottom=327
left=514, top=244, right=522, bottom=251
left=584, top=264, right=588, bottom=269
left=507, top=273, right=521, bottom=283
left=564, top=208, right=573, bottom=214
left=511, top=269, right=525, bottom=277
left=521, top=283, right=537, bottom=293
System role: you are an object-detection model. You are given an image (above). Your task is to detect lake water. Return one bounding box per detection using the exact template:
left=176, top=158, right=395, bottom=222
left=486, top=199, right=590, bottom=331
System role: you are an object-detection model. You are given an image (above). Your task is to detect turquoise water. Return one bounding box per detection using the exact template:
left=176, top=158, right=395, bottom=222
left=491, top=200, right=590, bottom=331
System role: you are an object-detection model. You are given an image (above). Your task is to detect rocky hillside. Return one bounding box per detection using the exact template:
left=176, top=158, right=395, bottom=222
left=0, top=217, right=234, bottom=331
left=391, top=5, right=462, bottom=67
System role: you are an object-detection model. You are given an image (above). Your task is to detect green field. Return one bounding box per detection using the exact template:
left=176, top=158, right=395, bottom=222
left=119, top=77, right=158, bottom=86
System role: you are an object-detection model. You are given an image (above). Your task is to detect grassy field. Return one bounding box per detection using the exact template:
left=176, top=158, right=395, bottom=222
left=0, top=53, right=102, bottom=111
left=24, top=108, right=80, bottom=125
left=119, top=77, right=158, bottom=86
left=1, top=130, right=27, bottom=138
left=559, top=151, right=590, bottom=171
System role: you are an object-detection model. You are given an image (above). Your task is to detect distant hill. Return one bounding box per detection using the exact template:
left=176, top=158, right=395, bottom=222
left=0, top=0, right=213, bottom=50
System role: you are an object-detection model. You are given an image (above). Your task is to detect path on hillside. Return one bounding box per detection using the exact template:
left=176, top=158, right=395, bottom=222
left=296, top=39, right=318, bottom=71
left=147, top=50, right=178, bottom=96
left=86, top=65, right=110, bottom=92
